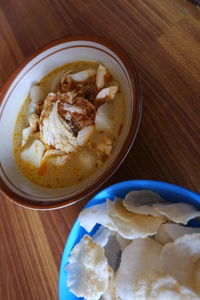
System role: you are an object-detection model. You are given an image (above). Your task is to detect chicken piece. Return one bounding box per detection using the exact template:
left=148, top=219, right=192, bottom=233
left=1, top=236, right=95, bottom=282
left=96, top=64, right=111, bottom=90
left=40, top=92, right=57, bottom=119
left=21, top=139, right=45, bottom=168
left=91, top=135, right=113, bottom=161
left=43, top=92, right=57, bottom=106
left=96, top=86, right=118, bottom=102
left=74, top=83, right=97, bottom=103
left=29, top=85, right=44, bottom=114
left=21, top=127, right=33, bottom=147
left=96, top=136, right=112, bottom=159
left=56, top=71, right=75, bottom=93
left=58, top=69, right=96, bottom=93
left=42, top=149, right=70, bottom=167
left=57, top=91, right=77, bottom=104
left=28, top=113, right=40, bottom=132
left=95, top=102, right=113, bottom=133
left=77, top=125, right=96, bottom=146
left=68, top=68, right=96, bottom=82
left=58, top=97, right=96, bottom=132
left=59, top=103, right=83, bottom=116
left=40, top=100, right=78, bottom=153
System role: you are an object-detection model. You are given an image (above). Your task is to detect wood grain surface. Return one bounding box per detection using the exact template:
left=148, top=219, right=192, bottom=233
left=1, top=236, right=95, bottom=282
left=0, top=0, right=200, bottom=299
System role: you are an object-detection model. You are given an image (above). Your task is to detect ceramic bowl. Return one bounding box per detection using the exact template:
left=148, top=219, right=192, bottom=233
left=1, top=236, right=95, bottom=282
left=0, top=35, right=142, bottom=209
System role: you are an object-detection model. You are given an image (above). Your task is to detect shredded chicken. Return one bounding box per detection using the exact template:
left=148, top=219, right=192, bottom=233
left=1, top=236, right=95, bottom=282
left=74, top=83, right=97, bottom=103
left=40, top=100, right=78, bottom=153
left=43, top=149, right=70, bottom=166
left=58, top=97, right=96, bottom=132
left=21, top=64, right=118, bottom=169
left=57, top=91, right=77, bottom=104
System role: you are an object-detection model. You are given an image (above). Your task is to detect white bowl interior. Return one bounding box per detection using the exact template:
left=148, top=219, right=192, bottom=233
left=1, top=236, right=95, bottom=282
left=0, top=40, right=134, bottom=202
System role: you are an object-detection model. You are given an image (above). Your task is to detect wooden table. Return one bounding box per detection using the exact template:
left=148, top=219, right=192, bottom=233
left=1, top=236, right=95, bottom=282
left=0, top=0, right=200, bottom=299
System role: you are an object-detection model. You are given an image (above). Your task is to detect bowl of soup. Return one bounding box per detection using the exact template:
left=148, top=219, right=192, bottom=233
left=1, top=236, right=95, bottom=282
left=0, top=35, right=142, bottom=209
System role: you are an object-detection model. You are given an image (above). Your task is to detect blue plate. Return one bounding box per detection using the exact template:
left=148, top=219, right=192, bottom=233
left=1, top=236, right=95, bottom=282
left=58, top=180, right=200, bottom=300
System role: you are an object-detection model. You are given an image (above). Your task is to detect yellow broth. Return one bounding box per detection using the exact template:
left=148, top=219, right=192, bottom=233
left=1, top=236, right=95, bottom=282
left=13, top=62, right=125, bottom=188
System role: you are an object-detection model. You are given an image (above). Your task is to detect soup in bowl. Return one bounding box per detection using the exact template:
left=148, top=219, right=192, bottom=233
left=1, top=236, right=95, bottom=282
left=0, top=35, right=142, bottom=209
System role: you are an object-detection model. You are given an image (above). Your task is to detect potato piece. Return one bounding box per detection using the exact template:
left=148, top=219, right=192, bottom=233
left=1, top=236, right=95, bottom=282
left=21, top=139, right=45, bottom=168
left=95, top=102, right=114, bottom=133
left=77, top=125, right=95, bottom=146
left=68, top=68, right=96, bottom=82
left=21, top=127, right=33, bottom=147
left=29, top=85, right=44, bottom=114
left=96, top=86, right=118, bottom=101
left=78, top=151, right=97, bottom=172
left=28, top=113, right=40, bottom=132
left=50, top=70, right=65, bottom=92
left=96, top=64, right=111, bottom=90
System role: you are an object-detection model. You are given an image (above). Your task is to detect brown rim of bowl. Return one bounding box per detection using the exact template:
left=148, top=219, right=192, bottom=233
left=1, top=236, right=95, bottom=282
left=0, top=34, right=143, bottom=210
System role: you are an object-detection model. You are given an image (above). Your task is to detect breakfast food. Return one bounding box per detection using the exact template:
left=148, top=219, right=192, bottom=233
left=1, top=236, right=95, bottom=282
left=66, top=190, right=200, bottom=299
left=13, top=62, right=124, bottom=188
